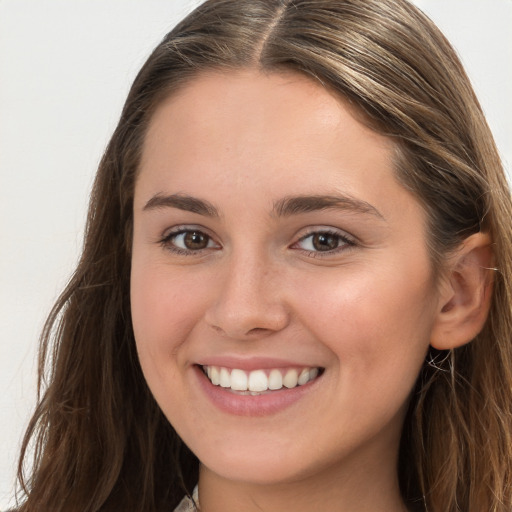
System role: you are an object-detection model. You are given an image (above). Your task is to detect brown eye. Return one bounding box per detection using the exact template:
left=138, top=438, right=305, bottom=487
left=162, top=229, right=218, bottom=253
left=295, top=230, right=354, bottom=255
left=311, top=233, right=340, bottom=251
left=183, top=231, right=210, bottom=250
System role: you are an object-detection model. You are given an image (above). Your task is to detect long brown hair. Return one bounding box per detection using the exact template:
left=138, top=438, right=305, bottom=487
left=16, top=1, right=512, bottom=511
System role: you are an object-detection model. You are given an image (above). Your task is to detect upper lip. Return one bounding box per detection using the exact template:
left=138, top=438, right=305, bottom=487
left=196, top=356, right=323, bottom=372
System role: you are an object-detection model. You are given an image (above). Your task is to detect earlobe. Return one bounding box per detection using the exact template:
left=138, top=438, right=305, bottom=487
left=430, top=232, right=495, bottom=350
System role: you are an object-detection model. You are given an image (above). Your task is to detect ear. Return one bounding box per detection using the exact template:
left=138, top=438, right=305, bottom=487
left=430, top=232, right=495, bottom=350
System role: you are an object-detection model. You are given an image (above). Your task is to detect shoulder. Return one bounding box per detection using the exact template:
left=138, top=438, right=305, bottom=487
left=174, top=485, right=199, bottom=512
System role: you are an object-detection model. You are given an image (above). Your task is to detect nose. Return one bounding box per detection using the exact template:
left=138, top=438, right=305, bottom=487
left=203, top=252, right=290, bottom=340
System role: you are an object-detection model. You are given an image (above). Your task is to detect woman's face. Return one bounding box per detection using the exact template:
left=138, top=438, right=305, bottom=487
left=131, top=70, right=442, bottom=486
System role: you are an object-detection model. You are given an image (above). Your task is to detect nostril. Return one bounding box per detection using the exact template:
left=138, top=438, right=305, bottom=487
left=205, top=313, right=289, bottom=340
left=247, top=327, right=272, bottom=336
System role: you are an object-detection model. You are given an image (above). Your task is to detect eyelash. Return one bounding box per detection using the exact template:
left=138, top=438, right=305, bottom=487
left=158, top=227, right=356, bottom=257
left=292, top=229, right=356, bottom=258
left=158, top=227, right=219, bottom=256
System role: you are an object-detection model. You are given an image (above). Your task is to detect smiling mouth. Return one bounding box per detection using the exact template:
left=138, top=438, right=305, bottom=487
left=200, top=365, right=323, bottom=395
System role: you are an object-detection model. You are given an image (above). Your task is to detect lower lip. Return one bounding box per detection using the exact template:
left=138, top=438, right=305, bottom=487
left=193, top=365, right=321, bottom=417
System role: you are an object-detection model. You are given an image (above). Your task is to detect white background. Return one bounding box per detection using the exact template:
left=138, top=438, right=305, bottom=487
left=1, top=1, right=510, bottom=509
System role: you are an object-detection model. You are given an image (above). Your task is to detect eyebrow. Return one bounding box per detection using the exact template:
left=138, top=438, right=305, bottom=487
left=143, top=193, right=219, bottom=217
left=272, top=194, right=385, bottom=220
left=142, top=192, right=384, bottom=221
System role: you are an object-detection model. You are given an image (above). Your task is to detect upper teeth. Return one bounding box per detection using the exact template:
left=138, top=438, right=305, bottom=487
left=203, top=366, right=320, bottom=393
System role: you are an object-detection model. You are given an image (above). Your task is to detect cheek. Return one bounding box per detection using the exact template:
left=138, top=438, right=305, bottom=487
left=129, top=262, right=204, bottom=420
left=294, top=265, right=436, bottom=380
left=130, top=261, right=204, bottom=361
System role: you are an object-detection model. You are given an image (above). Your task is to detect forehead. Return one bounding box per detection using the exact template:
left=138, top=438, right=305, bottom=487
left=140, top=70, right=394, bottom=188
left=136, top=69, right=425, bottom=234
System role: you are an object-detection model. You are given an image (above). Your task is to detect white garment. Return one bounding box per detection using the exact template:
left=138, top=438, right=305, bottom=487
left=174, top=485, right=199, bottom=511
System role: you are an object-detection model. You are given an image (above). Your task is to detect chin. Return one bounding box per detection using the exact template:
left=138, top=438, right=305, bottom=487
left=194, top=436, right=313, bottom=486
left=201, top=459, right=310, bottom=487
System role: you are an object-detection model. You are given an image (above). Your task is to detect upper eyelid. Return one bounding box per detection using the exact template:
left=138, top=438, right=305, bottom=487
left=294, top=226, right=357, bottom=243
left=158, top=227, right=221, bottom=256
left=158, top=225, right=220, bottom=249
left=157, top=224, right=357, bottom=249
left=160, top=224, right=215, bottom=239
left=290, top=227, right=358, bottom=256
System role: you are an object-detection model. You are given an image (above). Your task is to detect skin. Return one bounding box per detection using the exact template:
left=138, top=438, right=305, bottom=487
left=131, top=69, right=445, bottom=512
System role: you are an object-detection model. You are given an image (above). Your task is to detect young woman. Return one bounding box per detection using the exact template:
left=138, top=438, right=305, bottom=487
left=14, top=1, right=512, bottom=511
